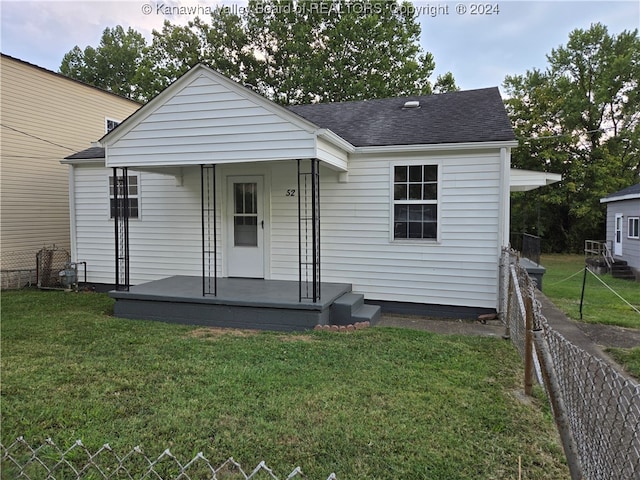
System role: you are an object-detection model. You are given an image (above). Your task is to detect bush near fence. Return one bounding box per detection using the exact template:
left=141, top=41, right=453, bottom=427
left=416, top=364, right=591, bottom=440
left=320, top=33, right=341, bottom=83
left=502, top=249, right=640, bottom=480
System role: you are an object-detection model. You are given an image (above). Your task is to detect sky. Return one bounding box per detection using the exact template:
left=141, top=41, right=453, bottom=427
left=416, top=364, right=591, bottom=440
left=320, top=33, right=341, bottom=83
left=1, top=0, right=638, bottom=93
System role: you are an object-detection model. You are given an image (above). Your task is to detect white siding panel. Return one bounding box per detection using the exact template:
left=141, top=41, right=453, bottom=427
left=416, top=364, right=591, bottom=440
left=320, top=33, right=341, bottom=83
left=106, top=73, right=317, bottom=167
left=76, top=149, right=504, bottom=309
left=316, top=137, right=348, bottom=171
left=74, top=165, right=219, bottom=284
left=267, top=152, right=503, bottom=309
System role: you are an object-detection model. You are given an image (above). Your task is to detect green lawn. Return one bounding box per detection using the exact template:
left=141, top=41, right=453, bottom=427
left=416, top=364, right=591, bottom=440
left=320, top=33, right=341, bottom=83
left=1, top=290, right=568, bottom=479
left=540, top=254, right=640, bottom=379
left=540, top=254, right=640, bottom=329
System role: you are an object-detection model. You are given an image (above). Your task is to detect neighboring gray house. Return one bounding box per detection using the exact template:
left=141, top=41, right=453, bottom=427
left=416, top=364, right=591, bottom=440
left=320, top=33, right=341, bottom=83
left=600, top=184, right=640, bottom=281
left=63, top=64, right=558, bottom=330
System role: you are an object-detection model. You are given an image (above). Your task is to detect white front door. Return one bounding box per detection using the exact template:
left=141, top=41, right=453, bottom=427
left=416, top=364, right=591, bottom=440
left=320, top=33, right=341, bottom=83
left=614, top=213, right=623, bottom=256
left=227, top=176, right=264, bottom=278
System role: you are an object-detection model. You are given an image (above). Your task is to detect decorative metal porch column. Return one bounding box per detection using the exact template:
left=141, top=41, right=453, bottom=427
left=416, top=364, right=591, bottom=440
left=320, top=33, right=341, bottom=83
left=201, top=164, right=217, bottom=296
left=298, top=158, right=321, bottom=302
left=113, top=167, right=130, bottom=291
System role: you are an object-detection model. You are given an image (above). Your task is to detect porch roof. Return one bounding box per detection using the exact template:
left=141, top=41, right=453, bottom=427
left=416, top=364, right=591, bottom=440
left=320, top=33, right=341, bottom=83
left=510, top=169, right=562, bottom=192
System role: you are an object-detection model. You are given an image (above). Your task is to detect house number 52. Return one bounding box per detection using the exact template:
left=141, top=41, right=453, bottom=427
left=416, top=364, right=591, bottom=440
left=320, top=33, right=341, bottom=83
left=286, top=189, right=296, bottom=197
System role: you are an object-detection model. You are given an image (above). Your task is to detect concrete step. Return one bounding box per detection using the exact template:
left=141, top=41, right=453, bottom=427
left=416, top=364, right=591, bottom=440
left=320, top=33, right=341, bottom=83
left=352, top=304, right=382, bottom=325
left=612, top=270, right=636, bottom=280
left=330, top=292, right=381, bottom=326
left=330, top=292, right=364, bottom=325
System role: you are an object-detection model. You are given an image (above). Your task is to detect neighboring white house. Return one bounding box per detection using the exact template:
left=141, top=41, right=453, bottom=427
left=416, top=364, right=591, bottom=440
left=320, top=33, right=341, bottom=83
left=600, top=184, right=640, bottom=281
left=63, top=64, right=557, bottom=318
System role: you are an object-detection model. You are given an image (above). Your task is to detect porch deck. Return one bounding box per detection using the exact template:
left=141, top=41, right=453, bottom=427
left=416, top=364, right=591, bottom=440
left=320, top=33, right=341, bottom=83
left=109, top=276, right=354, bottom=331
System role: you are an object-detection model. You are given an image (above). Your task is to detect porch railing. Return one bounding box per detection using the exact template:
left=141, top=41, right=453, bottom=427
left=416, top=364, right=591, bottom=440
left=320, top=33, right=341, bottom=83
left=510, top=232, right=541, bottom=265
left=584, top=240, right=614, bottom=269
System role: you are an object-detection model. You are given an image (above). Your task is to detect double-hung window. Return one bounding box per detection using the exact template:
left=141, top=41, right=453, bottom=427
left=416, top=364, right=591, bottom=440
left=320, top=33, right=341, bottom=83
left=629, top=217, right=639, bottom=239
left=109, top=175, right=139, bottom=219
left=393, top=164, right=438, bottom=240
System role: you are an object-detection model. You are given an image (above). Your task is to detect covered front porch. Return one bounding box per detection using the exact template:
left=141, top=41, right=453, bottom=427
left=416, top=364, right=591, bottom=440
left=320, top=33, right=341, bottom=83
left=109, top=276, right=380, bottom=331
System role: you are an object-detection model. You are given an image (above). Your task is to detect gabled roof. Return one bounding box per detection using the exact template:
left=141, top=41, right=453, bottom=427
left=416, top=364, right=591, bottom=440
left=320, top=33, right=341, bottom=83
left=600, top=183, right=640, bottom=203
left=287, top=87, right=515, bottom=147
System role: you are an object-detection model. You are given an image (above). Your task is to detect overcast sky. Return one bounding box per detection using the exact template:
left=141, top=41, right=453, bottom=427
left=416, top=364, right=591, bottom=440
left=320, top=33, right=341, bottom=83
left=1, top=0, right=638, bottom=93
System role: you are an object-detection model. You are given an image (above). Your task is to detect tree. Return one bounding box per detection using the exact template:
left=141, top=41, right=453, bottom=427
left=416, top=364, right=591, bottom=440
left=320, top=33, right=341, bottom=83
left=61, top=0, right=456, bottom=103
left=504, top=23, right=640, bottom=252
left=241, top=0, right=444, bottom=104
left=60, top=26, right=147, bottom=101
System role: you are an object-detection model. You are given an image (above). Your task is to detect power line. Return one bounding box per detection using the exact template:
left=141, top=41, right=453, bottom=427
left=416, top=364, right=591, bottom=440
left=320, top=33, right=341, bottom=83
left=1, top=123, right=77, bottom=152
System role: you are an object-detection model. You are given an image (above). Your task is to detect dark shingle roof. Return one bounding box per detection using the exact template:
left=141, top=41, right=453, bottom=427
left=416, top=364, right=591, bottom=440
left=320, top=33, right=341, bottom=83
left=287, top=87, right=515, bottom=147
left=604, top=183, right=640, bottom=199
left=64, top=146, right=105, bottom=160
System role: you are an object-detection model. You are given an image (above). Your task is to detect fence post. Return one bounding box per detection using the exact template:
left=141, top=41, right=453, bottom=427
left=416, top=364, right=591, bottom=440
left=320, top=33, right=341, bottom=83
left=533, top=331, right=583, bottom=480
left=505, top=267, right=513, bottom=339
left=524, top=294, right=534, bottom=396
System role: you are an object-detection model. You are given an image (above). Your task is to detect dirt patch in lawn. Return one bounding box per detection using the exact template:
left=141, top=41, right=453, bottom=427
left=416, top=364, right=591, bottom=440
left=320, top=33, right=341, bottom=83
left=187, top=328, right=315, bottom=343
left=188, top=327, right=260, bottom=339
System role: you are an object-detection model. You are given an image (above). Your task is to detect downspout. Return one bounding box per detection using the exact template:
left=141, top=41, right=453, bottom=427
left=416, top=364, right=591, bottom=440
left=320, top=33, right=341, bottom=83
left=68, top=164, right=78, bottom=262
left=499, top=147, right=511, bottom=252
left=498, top=147, right=511, bottom=317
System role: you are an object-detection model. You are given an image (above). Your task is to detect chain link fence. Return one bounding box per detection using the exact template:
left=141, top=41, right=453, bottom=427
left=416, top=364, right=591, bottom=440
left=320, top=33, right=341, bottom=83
left=1, top=249, right=38, bottom=290
left=502, top=249, right=640, bottom=480
left=1, top=437, right=337, bottom=480
left=1, top=246, right=73, bottom=291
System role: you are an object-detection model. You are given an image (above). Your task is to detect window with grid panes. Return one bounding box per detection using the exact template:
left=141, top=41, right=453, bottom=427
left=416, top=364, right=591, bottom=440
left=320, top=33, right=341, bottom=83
left=109, top=175, right=139, bottom=219
left=393, top=165, right=438, bottom=240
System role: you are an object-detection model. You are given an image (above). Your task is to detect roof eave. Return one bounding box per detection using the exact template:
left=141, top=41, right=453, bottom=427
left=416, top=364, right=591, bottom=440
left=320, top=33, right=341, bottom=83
left=353, top=139, right=518, bottom=154
left=315, top=128, right=356, bottom=153
left=600, top=193, right=640, bottom=204
left=61, top=157, right=106, bottom=165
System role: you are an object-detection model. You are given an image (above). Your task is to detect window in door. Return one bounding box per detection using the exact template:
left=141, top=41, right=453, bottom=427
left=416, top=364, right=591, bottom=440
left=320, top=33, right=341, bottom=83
left=233, top=182, right=258, bottom=246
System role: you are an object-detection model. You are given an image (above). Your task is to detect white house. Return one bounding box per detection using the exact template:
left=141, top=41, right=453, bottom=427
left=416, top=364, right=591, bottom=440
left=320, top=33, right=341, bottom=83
left=63, top=64, right=556, bottom=330
left=600, top=184, right=640, bottom=281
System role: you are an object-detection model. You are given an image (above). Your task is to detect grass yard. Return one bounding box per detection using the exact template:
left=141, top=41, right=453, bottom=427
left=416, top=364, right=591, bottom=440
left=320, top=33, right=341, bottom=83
left=540, top=254, right=640, bottom=329
left=540, top=254, right=640, bottom=379
left=1, top=290, right=568, bottom=479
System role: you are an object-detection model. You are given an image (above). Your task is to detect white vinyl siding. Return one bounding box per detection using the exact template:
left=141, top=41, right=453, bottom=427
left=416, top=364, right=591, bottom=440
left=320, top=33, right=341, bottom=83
left=270, top=152, right=503, bottom=309
left=73, top=165, right=215, bottom=284
left=74, top=150, right=504, bottom=309
left=106, top=74, right=317, bottom=167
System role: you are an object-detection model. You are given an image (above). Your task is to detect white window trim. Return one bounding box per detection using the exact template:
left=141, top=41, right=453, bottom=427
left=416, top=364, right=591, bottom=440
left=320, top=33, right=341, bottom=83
left=628, top=217, right=639, bottom=239
left=389, top=160, right=441, bottom=244
left=108, top=173, right=141, bottom=221
left=105, top=117, right=121, bottom=134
